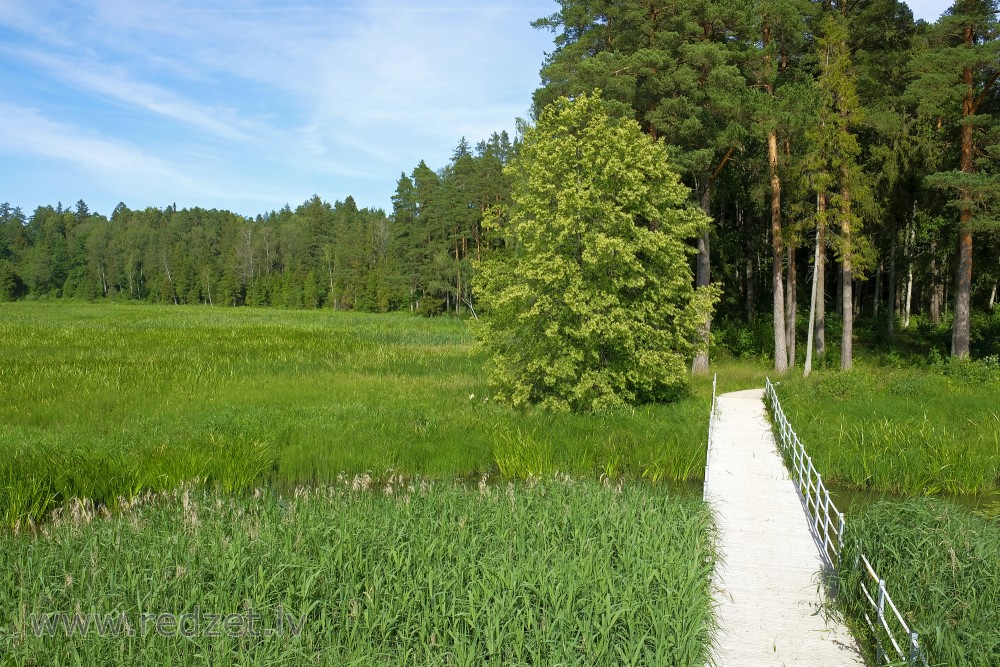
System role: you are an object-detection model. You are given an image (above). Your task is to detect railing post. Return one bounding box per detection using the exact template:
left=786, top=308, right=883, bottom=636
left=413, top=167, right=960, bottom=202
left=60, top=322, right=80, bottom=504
left=837, top=511, right=845, bottom=556
left=814, top=481, right=822, bottom=531
left=908, top=631, right=920, bottom=665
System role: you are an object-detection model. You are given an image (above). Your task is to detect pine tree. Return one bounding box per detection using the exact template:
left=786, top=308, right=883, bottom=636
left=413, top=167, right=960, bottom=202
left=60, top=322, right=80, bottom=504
left=908, top=0, right=999, bottom=357
left=812, top=12, right=871, bottom=370
left=533, top=0, right=748, bottom=372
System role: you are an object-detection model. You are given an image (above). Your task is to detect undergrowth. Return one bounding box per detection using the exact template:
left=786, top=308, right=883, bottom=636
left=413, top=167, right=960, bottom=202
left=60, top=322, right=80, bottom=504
left=775, top=362, right=1000, bottom=496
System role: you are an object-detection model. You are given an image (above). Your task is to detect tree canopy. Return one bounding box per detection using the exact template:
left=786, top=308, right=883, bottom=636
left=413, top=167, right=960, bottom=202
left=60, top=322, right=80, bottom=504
left=474, top=93, right=715, bottom=412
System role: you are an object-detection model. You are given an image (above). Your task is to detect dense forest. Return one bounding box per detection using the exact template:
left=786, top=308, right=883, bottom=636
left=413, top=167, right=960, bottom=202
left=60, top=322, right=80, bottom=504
left=0, top=132, right=514, bottom=316
left=1, top=0, right=997, bottom=371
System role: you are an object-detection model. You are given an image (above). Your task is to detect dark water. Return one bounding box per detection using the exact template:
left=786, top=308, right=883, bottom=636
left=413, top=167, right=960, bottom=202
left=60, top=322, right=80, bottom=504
left=828, top=485, right=1000, bottom=519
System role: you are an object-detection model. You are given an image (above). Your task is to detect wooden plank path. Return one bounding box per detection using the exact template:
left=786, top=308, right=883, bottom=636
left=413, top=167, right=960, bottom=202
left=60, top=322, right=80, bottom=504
left=704, top=388, right=865, bottom=666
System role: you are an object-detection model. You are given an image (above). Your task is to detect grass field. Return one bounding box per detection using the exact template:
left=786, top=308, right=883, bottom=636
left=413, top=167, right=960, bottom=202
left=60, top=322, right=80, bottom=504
left=0, top=302, right=722, bottom=665
left=774, top=364, right=1000, bottom=497
left=6, top=300, right=1000, bottom=665
left=0, top=301, right=717, bottom=529
left=838, top=499, right=1000, bottom=667
left=0, top=477, right=715, bottom=666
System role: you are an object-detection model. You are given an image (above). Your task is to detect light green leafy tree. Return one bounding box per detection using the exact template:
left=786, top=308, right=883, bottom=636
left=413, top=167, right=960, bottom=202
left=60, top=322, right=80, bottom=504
left=474, top=93, right=717, bottom=412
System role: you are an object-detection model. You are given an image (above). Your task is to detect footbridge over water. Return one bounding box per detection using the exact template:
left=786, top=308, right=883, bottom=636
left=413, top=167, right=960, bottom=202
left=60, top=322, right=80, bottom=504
left=704, top=384, right=891, bottom=666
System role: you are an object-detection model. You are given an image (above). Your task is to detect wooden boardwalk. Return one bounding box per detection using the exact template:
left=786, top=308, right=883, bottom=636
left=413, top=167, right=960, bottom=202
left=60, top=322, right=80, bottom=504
left=704, top=388, right=864, bottom=666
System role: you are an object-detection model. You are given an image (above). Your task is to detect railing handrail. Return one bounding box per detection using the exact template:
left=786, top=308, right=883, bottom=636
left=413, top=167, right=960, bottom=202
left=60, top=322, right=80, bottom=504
left=703, top=373, right=717, bottom=501
left=764, top=378, right=928, bottom=667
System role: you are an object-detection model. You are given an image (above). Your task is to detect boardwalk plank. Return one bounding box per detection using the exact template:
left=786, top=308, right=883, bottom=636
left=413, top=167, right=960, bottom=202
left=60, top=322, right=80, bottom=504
left=705, top=388, right=865, bottom=667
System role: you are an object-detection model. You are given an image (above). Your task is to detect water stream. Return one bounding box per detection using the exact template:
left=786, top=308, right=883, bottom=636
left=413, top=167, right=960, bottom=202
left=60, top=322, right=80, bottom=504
left=827, top=485, right=1000, bottom=519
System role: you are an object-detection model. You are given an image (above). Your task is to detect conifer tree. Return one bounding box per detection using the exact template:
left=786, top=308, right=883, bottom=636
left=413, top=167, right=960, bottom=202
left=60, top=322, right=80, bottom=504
left=908, top=0, right=999, bottom=357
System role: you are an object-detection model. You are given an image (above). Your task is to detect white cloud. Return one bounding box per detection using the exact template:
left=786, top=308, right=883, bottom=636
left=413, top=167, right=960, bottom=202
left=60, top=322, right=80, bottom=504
left=0, top=0, right=551, bottom=212
left=0, top=102, right=282, bottom=207
left=4, top=49, right=258, bottom=142
left=0, top=102, right=189, bottom=180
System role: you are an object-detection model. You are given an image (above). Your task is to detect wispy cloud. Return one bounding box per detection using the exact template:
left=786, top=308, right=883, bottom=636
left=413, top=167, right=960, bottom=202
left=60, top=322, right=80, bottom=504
left=0, top=102, right=286, bottom=207
left=3, top=49, right=258, bottom=142
left=0, top=0, right=551, bottom=213
left=0, top=101, right=196, bottom=186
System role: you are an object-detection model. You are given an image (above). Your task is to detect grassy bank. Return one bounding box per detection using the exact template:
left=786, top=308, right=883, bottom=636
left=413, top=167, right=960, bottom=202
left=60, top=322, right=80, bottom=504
left=838, top=499, right=1000, bottom=666
left=0, top=478, right=715, bottom=666
left=0, top=302, right=713, bottom=528
left=774, top=363, right=1000, bottom=496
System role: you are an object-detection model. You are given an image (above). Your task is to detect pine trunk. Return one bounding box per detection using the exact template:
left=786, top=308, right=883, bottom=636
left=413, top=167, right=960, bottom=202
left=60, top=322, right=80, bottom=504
left=874, top=261, right=883, bottom=317
left=786, top=242, right=797, bottom=369
left=769, top=130, right=788, bottom=373
left=904, top=218, right=915, bottom=329
left=743, top=208, right=756, bottom=322
left=951, top=62, right=975, bottom=358
left=815, top=193, right=826, bottom=359
left=804, top=223, right=821, bottom=378
left=841, top=178, right=853, bottom=371
left=692, top=189, right=712, bottom=374
left=930, top=242, right=942, bottom=324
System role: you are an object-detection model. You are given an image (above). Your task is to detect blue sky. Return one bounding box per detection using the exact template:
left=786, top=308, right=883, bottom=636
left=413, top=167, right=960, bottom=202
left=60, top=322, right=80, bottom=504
left=0, top=0, right=953, bottom=218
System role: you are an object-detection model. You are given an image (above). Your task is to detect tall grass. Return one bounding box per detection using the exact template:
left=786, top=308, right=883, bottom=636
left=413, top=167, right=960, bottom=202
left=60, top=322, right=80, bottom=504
left=0, top=478, right=715, bottom=666
left=0, top=302, right=712, bottom=528
left=775, top=364, right=1000, bottom=496
left=837, top=499, right=1000, bottom=666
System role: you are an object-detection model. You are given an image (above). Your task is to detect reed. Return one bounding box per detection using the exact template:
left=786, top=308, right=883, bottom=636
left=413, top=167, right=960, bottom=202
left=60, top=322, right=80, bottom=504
left=837, top=498, right=1000, bottom=667
left=775, top=364, right=1000, bottom=496
left=0, top=302, right=714, bottom=528
left=0, top=478, right=715, bottom=666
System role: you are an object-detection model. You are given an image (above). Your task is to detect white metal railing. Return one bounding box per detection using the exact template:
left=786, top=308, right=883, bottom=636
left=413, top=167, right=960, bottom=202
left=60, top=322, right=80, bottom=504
left=764, top=378, right=845, bottom=567
left=703, top=373, right=717, bottom=501
left=764, top=378, right=928, bottom=667
left=858, top=553, right=925, bottom=666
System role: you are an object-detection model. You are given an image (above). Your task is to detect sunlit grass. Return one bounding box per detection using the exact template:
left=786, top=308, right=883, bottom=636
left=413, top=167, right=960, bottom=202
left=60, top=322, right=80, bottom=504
left=0, top=477, right=715, bottom=666
left=837, top=499, right=1000, bottom=667
left=0, top=302, right=713, bottom=528
left=774, top=364, right=1000, bottom=496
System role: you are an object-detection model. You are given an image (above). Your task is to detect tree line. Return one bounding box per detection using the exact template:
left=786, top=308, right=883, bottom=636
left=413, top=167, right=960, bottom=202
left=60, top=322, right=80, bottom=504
left=1, top=0, right=998, bottom=372
left=0, top=133, right=514, bottom=315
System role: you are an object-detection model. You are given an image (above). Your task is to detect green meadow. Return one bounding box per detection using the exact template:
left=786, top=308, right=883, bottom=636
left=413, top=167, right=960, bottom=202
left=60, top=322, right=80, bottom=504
left=0, top=301, right=713, bottom=530
left=6, top=301, right=1000, bottom=665
left=838, top=499, right=1000, bottom=666
left=774, top=363, right=1000, bottom=498
left=0, top=302, right=721, bottom=664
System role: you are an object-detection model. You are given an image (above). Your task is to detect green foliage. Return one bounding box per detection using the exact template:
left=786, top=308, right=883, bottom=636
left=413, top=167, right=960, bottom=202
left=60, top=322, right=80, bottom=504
left=475, top=93, right=715, bottom=412
left=0, top=479, right=715, bottom=666
left=0, top=132, right=514, bottom=318
left=533, top=0, right=748, bottom=194
left=390, top=133, right=515, bottom=315
left=712, top=318, right=776, bottom=362
left=837, top=499, right=1000, bottom=666
left=0, top=302, right=713, bottom=529
left=0, top=259, right=22, bottom=301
